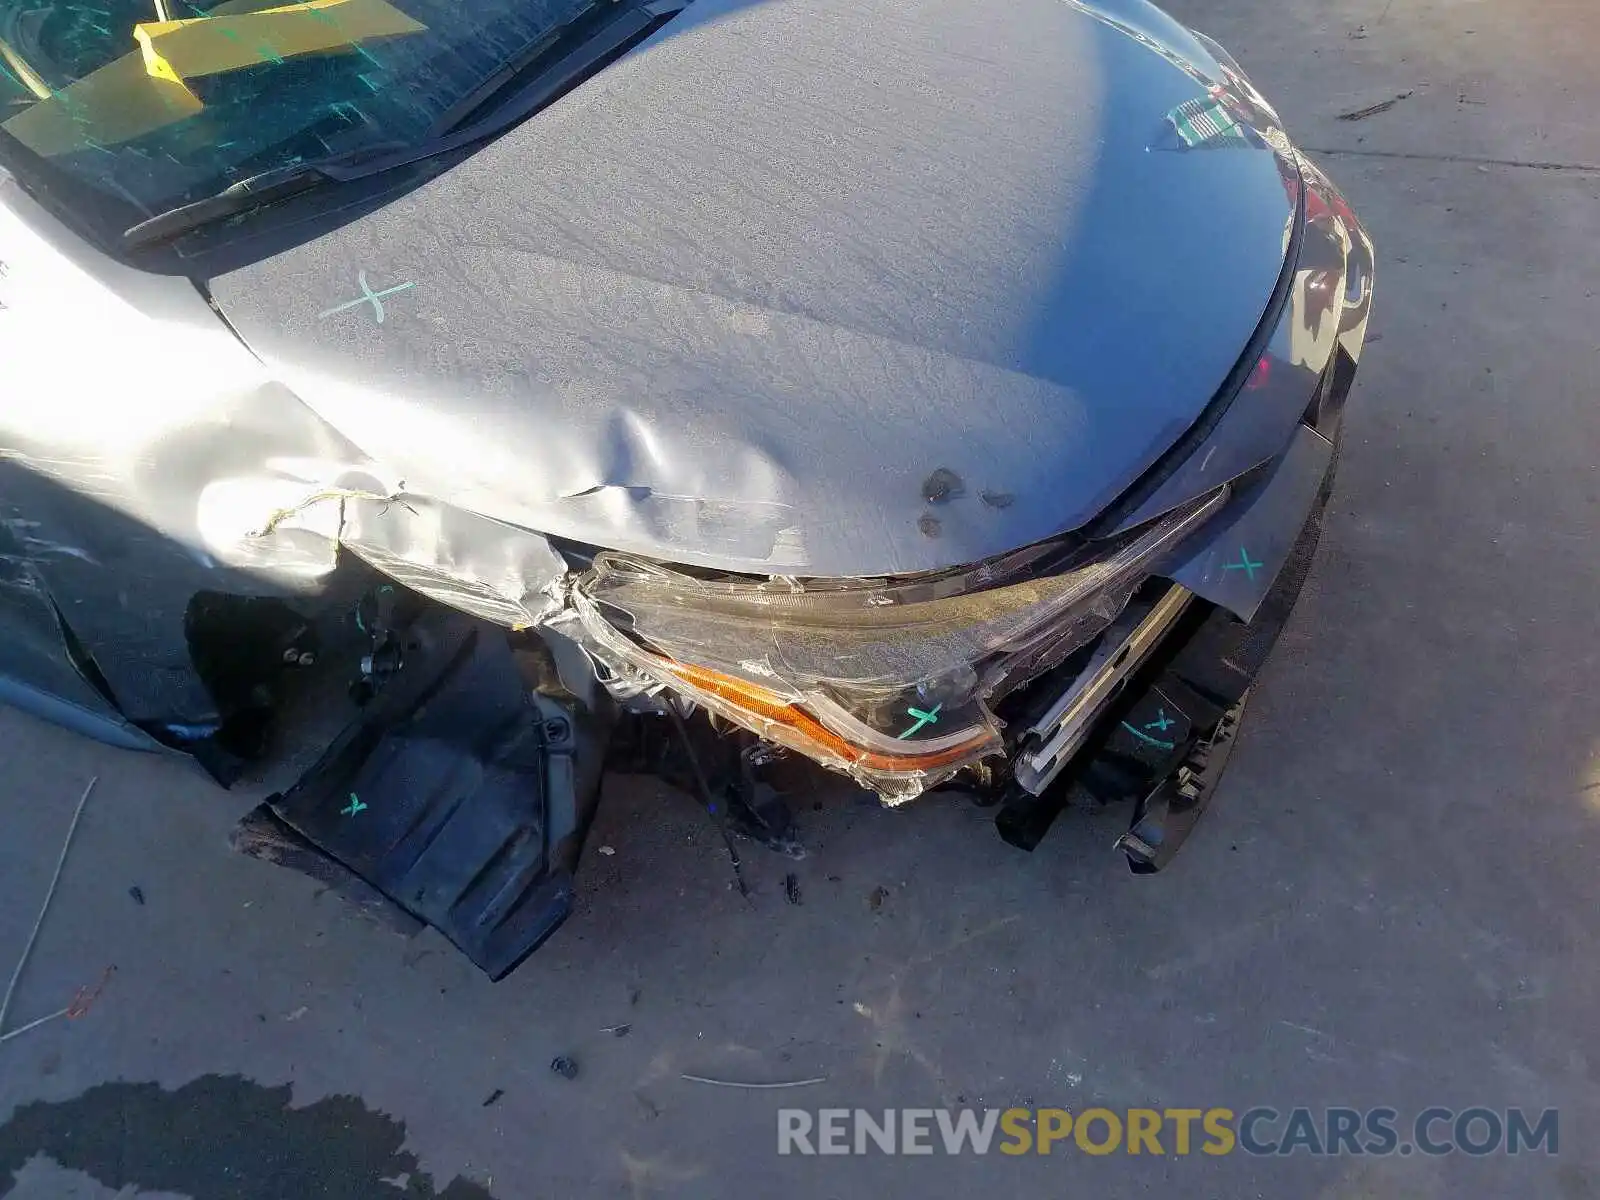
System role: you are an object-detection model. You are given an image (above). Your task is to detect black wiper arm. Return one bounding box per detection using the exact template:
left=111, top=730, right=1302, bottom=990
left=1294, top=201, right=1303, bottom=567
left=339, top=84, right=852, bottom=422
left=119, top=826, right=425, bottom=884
left=423, top=3, right=602, bottom=139
left=427, top=0, right=686, bottom=137
left=123, top=0, right=686, bottom=250
left=121, top=148, right=403, bottom=250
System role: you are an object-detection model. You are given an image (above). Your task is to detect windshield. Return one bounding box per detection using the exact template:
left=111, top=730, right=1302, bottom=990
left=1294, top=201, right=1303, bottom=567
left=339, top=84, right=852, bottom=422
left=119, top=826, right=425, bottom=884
left=0, top=0, right=599, bottom=220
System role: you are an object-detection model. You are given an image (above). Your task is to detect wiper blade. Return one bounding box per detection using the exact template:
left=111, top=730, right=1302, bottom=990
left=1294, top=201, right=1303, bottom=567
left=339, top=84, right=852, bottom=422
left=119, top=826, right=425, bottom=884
left=121, top=148, right=402, bottom=250
left=427, top=0, right=685, bottom=137
left=423, top=3, right=602, bottom=139
left=123, top=0, right=687, bottom=250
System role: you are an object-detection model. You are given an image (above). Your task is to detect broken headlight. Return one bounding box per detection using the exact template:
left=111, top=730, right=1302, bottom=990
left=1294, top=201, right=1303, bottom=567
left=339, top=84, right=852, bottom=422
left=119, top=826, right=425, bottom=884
left=570, top=489, right=1226, bottom=800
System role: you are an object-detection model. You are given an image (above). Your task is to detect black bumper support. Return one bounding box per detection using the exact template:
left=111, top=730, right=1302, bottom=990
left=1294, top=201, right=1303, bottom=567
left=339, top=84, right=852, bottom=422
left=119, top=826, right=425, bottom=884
left=999, top=439, right=1335, bottom=868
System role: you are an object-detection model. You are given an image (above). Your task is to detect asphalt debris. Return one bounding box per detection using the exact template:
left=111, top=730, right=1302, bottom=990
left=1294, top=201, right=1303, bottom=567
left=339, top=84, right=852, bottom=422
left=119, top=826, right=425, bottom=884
left=601, top=1023, right=632, bottom=1038
left=1337, top=90, right=1414, bottom=121
left=979, top=489, right=1016, bottom=509
left=784, top=874, right=802, bottom=906
left=868, top=886, right=891, bottom=912
left=550, top=1056, right=579, bottom=1081
left=128, top=886, right=145, bottom=906
left=481, top=1089, right=504, bottom=1108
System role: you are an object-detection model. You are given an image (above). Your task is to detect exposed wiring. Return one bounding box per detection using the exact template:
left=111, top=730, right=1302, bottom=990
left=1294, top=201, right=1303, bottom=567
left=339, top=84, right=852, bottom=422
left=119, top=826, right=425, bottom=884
left=665, top=705, right=749, bottom=901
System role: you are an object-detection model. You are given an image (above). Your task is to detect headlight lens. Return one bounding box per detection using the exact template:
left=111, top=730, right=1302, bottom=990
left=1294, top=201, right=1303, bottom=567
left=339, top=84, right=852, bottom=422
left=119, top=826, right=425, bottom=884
left=571, top=488, right=1226, bottom=799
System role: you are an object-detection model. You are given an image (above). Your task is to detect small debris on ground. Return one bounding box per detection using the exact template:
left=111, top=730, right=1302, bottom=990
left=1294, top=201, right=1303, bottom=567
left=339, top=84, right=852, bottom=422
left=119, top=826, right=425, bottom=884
left=1337, top=90, right=1414, bottom=121
left=681, top=1073, right=826, bottom=1090
left=551, top=1055, right=579, bottom=1080
left=65, top=966, right=115, bottom=1020
left=598, top=845, right=616, bottom=856
left=0, top=969, right=107, bottom=1048
left=1, top=777, right=97, bottom=1044
left=601, top=1023, right=632, bottom=1037
left=284, top=1006, right=309, bottom=1022
left=128, top=886, right=145, bottom=906
left=784, top=874, right=802, bottom=906
left=482, top=1088, right=505, bottom=1108
left=868, top=886, right=891, bottom=912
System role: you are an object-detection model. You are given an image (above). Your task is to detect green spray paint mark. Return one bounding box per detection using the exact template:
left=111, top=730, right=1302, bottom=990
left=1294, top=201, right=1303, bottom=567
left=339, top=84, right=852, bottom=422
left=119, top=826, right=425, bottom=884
left=1221, top=548, right=1263, bottom=581
left=318, top=270, right=415, bottom=324
left=1121, top=722, right=1175, bottom=751
left=897, top=703, right=942, bottom=740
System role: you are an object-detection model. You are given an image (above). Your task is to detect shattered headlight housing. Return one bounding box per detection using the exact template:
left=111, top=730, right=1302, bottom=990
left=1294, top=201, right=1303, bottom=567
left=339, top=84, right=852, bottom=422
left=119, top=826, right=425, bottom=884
left=571, top=489, right=1226, bottom=800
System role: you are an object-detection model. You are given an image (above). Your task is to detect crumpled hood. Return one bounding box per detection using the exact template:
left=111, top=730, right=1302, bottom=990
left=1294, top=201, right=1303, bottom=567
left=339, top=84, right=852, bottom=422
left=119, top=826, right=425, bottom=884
left=207, top=0, right=1297, bottom=577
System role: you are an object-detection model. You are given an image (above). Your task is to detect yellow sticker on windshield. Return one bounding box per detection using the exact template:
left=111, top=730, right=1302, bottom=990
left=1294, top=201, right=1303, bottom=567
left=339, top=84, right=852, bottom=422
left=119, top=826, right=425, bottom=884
left=3, top=54, right=203, bottom=158
left=135, top=0, right=426, bottom=85
left=1, top=0, right=426, bottom=158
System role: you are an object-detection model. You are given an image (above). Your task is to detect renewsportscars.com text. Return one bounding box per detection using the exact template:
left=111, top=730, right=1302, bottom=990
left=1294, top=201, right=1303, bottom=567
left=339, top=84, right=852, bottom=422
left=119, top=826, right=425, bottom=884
left=777, top=1107, right=1559, bottom=1157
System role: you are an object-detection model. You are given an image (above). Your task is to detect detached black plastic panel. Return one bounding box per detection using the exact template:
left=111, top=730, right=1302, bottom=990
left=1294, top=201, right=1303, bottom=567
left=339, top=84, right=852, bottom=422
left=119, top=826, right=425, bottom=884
left=235, top=610, right=586, bottom=980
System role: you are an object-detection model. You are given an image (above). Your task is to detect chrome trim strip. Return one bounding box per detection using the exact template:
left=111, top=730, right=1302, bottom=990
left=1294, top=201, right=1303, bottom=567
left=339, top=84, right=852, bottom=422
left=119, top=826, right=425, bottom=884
left=1014, top=584, right=1194, bottom=795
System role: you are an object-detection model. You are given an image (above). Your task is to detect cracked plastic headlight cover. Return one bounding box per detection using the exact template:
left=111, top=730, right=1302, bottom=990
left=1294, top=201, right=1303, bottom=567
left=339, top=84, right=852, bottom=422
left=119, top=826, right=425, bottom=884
left=570, top=488, right=1227, bottom=800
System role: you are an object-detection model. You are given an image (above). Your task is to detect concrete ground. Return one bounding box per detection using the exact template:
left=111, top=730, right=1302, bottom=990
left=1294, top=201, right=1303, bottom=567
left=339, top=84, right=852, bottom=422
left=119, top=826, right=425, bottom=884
left=4, top=0, right=1599, bottom=1196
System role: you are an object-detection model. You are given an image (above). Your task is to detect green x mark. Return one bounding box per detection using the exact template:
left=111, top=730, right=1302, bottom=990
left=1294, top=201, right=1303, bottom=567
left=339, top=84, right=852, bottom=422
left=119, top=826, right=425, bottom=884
left=318, top=270, right=415, bottom=325
left=1121, top=721, right=1175, bottom=751
left=342, top=793, right=367, bottom=817
left=1222, top=547, right=1263, bottom=581
left=897, top=703, right=942, bottom=740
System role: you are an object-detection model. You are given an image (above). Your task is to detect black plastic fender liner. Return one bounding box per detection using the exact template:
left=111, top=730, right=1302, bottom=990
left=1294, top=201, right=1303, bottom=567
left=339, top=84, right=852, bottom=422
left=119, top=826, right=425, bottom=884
left=235, top=609, right=600, bottom=980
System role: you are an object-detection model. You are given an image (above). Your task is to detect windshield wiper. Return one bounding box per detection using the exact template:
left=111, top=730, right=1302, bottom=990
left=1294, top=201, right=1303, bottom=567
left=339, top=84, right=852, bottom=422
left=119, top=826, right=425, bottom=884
left=121, top=147, right=404, bottom=250
left=123, top=0, right=686, bottom=251
left=423, top=2, right=605, bottom=139
left=428, top=0, right=685, bottom=137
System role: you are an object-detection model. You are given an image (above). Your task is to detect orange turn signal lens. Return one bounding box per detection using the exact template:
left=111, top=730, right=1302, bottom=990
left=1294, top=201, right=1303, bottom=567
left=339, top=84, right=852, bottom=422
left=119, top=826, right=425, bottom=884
left=661, top=660, right=995, bottom=775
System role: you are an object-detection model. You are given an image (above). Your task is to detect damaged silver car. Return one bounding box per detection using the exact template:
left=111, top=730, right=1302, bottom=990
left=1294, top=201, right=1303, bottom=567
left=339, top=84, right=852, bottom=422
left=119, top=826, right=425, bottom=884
left=0, top=0, right=1372, bottom=976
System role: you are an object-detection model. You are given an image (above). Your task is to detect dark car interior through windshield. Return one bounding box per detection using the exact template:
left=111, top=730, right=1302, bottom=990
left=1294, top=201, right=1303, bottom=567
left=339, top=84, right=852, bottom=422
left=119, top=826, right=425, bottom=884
left=0, top=0, right=599, bottom=217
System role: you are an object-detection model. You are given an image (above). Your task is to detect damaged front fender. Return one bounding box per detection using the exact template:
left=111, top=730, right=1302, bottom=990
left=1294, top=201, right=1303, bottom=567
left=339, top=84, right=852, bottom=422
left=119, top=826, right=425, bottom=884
left=0, top=165, right=571, bottom=764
